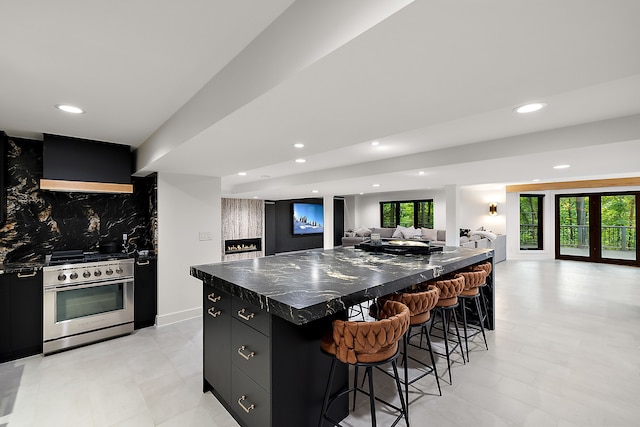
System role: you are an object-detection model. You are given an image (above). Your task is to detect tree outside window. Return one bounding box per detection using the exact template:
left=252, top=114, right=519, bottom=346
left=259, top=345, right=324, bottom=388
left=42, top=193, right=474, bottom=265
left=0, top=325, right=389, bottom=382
left=380, top=200, right=433, bottom=228
left=520, top=194, right=543, bottom=250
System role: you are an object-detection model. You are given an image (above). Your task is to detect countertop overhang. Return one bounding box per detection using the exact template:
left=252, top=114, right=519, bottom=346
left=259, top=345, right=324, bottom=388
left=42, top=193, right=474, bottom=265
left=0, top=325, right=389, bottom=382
left=191, top=246, right=493, bottom=325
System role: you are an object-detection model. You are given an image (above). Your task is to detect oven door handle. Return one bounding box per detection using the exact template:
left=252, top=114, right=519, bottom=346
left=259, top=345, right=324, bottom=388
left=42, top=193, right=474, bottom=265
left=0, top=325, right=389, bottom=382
left=44, top=278, right=133, bottom=292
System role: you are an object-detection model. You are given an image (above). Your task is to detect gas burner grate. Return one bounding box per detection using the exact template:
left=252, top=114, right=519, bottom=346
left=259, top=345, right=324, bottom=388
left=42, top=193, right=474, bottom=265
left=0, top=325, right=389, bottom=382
left=47, top=250, right=130, bottom=266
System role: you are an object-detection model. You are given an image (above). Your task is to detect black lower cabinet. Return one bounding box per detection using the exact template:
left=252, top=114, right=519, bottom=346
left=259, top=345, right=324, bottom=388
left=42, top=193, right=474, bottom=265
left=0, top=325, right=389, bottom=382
left=0, top=276, right=11, bottom=361
left=203, top=286, right=231, bottom=403
left=1, top=270, right=43, bottom=363
left=202, top=284, right=347, bottom=427
left=134, top=258, right=157, bottom=329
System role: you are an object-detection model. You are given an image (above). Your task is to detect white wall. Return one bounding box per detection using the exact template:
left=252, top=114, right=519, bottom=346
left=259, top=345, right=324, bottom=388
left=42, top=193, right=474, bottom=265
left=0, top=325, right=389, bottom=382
left=351, top=186, right=506, bottom=234
left=157, top=173, right=222, bottom=326
left=343, top=195, right=356, bottom=231
left=459, top=185, right=506, bottom=234
left=354, top=189, right=446, bottom=228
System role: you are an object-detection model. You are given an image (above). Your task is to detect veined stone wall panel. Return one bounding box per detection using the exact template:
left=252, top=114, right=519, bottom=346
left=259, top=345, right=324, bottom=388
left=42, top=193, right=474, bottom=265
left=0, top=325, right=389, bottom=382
left=222, top=198, right=264, bottom=261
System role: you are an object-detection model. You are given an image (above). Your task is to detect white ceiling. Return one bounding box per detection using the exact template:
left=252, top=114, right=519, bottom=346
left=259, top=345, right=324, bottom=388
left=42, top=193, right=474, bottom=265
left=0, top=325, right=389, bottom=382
left=2, top=0, right=640, bottom=200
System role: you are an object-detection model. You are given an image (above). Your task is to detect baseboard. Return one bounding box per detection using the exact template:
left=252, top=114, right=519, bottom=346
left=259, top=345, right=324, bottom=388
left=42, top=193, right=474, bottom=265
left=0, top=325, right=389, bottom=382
left=156, top=307, right=201, bottom=327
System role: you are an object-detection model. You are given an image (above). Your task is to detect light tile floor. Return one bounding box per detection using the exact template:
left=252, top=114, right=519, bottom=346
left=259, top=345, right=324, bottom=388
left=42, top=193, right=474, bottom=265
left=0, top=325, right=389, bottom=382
left=1, top=260, right=639, bottom=426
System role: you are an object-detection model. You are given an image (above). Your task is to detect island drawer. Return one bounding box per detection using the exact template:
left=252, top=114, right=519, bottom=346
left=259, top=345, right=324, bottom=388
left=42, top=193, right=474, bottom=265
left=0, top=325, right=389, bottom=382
left=231, top=318, right=271, bottom=391
left=231, top=365, right=271, bottom=427
left=232, top=296, right=270, bottom=336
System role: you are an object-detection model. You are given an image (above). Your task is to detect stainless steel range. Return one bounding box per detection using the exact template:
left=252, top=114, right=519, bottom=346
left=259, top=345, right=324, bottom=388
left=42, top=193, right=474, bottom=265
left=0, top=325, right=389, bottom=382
left=43, top=251, right=134, bottom=355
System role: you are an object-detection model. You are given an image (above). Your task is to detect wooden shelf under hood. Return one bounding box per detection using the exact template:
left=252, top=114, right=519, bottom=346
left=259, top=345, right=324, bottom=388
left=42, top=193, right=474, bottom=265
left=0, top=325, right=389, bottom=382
left=40, top=179, right=133, bottom=194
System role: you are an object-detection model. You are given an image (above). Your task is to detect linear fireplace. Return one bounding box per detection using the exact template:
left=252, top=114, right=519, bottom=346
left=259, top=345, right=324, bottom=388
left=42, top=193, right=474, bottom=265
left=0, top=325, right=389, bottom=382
left=224, top=238, right=262, bottom=254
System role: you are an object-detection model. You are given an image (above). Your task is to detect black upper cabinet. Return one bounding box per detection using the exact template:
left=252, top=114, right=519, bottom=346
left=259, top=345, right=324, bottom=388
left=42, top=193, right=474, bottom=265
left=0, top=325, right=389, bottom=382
left=134, top=258, right=157, bottom=329
left=42, top=133, right=132, bottom=184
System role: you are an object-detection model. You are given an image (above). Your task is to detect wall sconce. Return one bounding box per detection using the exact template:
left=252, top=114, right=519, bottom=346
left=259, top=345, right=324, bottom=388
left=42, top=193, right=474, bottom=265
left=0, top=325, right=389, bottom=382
left=489, top=202, right=498, bottom=216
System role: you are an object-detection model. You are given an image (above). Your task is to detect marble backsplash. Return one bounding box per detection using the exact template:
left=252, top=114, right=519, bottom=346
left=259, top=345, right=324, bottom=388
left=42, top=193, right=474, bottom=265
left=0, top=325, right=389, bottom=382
left=0, top=136, right=157, bottom=264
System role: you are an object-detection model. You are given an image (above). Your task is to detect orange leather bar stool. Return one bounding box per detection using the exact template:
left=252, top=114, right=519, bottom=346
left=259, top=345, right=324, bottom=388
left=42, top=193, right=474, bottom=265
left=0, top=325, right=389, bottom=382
left=319, top=300, right=410, bottom=427
left=455, top=270, right=489, bottom=361
left=378, top=285, right=443, bottom=407
left=428, top=274, right=466, bottom=384
left=468, top=262, right=492, bottom=329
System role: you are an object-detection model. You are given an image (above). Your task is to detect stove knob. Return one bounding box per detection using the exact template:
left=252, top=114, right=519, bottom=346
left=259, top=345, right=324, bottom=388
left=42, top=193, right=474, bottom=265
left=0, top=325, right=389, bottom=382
left=94, top=270, right=102, bottom=277
left=106, top=268, right=114, bottom=276
left=116, top=267, right=123, bottom=274
left=57, top=273, right=67, bottom=281
left=70, top=272, right=78, bottom=280
left=83, top=271, right=91, bottom=278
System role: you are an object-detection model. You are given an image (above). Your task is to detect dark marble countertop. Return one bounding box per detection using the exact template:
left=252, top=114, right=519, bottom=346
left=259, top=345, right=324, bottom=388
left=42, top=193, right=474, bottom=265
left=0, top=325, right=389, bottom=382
left=191, top=246, right=493, bottom=325
left=1, top=253, right=156, bottom=275
left=0, top=262, right=44, bottom=275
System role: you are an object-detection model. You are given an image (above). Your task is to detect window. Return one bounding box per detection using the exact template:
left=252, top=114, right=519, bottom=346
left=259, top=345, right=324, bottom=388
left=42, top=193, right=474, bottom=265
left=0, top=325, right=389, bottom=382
left=380, top=200, right=434, bottom=228
left=520, top=194, right=543, bottom=250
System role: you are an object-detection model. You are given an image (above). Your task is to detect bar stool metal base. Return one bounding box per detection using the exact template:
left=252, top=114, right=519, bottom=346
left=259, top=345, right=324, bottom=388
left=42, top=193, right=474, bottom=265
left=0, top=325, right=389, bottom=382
left=403, top=322, right=442, bottom=398
left=319, top=348, right=409, bottom=427
left=459, top=293, right=489, bottom=361
left=429, top=304, right=466, bottom=384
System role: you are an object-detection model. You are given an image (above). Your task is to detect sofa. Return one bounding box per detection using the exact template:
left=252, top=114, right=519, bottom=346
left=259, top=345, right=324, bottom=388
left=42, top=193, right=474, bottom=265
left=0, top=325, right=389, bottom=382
left=342, top=226, right=495, bottom=250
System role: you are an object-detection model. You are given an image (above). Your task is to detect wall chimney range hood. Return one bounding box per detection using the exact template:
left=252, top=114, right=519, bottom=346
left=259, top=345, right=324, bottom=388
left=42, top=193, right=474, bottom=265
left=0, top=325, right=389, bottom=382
left=40, top=134, right=133, bottom=194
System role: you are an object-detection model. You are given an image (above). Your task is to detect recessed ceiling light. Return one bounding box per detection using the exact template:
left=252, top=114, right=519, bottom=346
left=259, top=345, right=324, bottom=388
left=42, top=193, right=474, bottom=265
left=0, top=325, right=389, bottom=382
left=372, top=184, right=380, bottom=187
left=238, top=172, right=247, bottom=176
left=253, top=196, right=258, bottom=199
left=359, top=192, right=364, bottom=195
left=294, top=143, right=304, bottom=148
left=532, top=178, right=541, bottom=182
left=311, top=190, right=319, bottom=193
left=418, top=171, right=425, bottom=175
left=553, top=164, right=570, bottom=169
left=55, top=104, right=84, bottom=114
left=295, top=158, right=306, bottom=163
left=514, top=102, right=547, bottom=114
left=371, top=141, right=379, bottom=146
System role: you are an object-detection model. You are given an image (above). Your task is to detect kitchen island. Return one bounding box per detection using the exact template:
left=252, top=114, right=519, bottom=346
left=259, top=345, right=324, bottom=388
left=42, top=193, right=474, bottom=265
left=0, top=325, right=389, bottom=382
left=191, top=246, right=494, bottom=427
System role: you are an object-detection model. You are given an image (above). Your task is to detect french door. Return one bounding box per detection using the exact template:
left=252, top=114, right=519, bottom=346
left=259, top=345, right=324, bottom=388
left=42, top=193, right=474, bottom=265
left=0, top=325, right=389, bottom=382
left=556, top=192, right=638, bottom=265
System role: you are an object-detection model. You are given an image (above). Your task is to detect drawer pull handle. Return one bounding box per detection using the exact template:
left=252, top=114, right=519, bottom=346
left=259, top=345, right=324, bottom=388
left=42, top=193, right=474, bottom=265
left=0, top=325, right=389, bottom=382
left=237, top=308, right=255, bottom=321
left=17, top=271, right=37, bottom=278
left=208, top=293, right=222, bottom=303
left=237, top=345, right=256, bottom=360
left=136, top=260, right=150, bottom=266
left=207, top=307, right=221, bottom=318
left=238, top=395, right=255, bottom=413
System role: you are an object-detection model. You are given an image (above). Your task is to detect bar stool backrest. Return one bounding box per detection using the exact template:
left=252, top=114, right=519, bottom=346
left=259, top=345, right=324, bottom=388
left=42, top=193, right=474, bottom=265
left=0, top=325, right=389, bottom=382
left=431, top=275, right=465, bottom=307
left=469, top=262, right=492, bottom=276
left=381, top=285, right=440, bottom=325
left=456, top=270, right=487, bottom=290
left=330, top=300, right=409, bottom=365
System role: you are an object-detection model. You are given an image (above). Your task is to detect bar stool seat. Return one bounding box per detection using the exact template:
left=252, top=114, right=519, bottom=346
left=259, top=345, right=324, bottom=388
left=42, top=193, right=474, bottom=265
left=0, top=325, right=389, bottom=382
left=319, top=300, right=410, bottom=427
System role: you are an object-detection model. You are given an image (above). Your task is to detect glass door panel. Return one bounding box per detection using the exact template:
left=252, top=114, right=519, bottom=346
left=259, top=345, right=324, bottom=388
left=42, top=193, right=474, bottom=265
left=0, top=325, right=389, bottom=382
left=600, top=195, right=636, bottom=261
left=558, top=196, right=590, bottom=257
left=56, top=284, right=124, bottom=322
left=398, top=202, right=414, bottom=227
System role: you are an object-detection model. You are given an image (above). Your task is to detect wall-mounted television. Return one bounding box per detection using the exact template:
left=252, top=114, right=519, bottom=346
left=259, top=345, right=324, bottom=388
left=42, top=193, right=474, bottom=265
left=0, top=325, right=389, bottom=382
left=292, top=202, right=324, bottom=235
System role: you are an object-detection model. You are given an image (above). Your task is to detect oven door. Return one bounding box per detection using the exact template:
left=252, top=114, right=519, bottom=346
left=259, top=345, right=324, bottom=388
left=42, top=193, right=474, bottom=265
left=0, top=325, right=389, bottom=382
left=43, top=278, right=134, bottom=342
